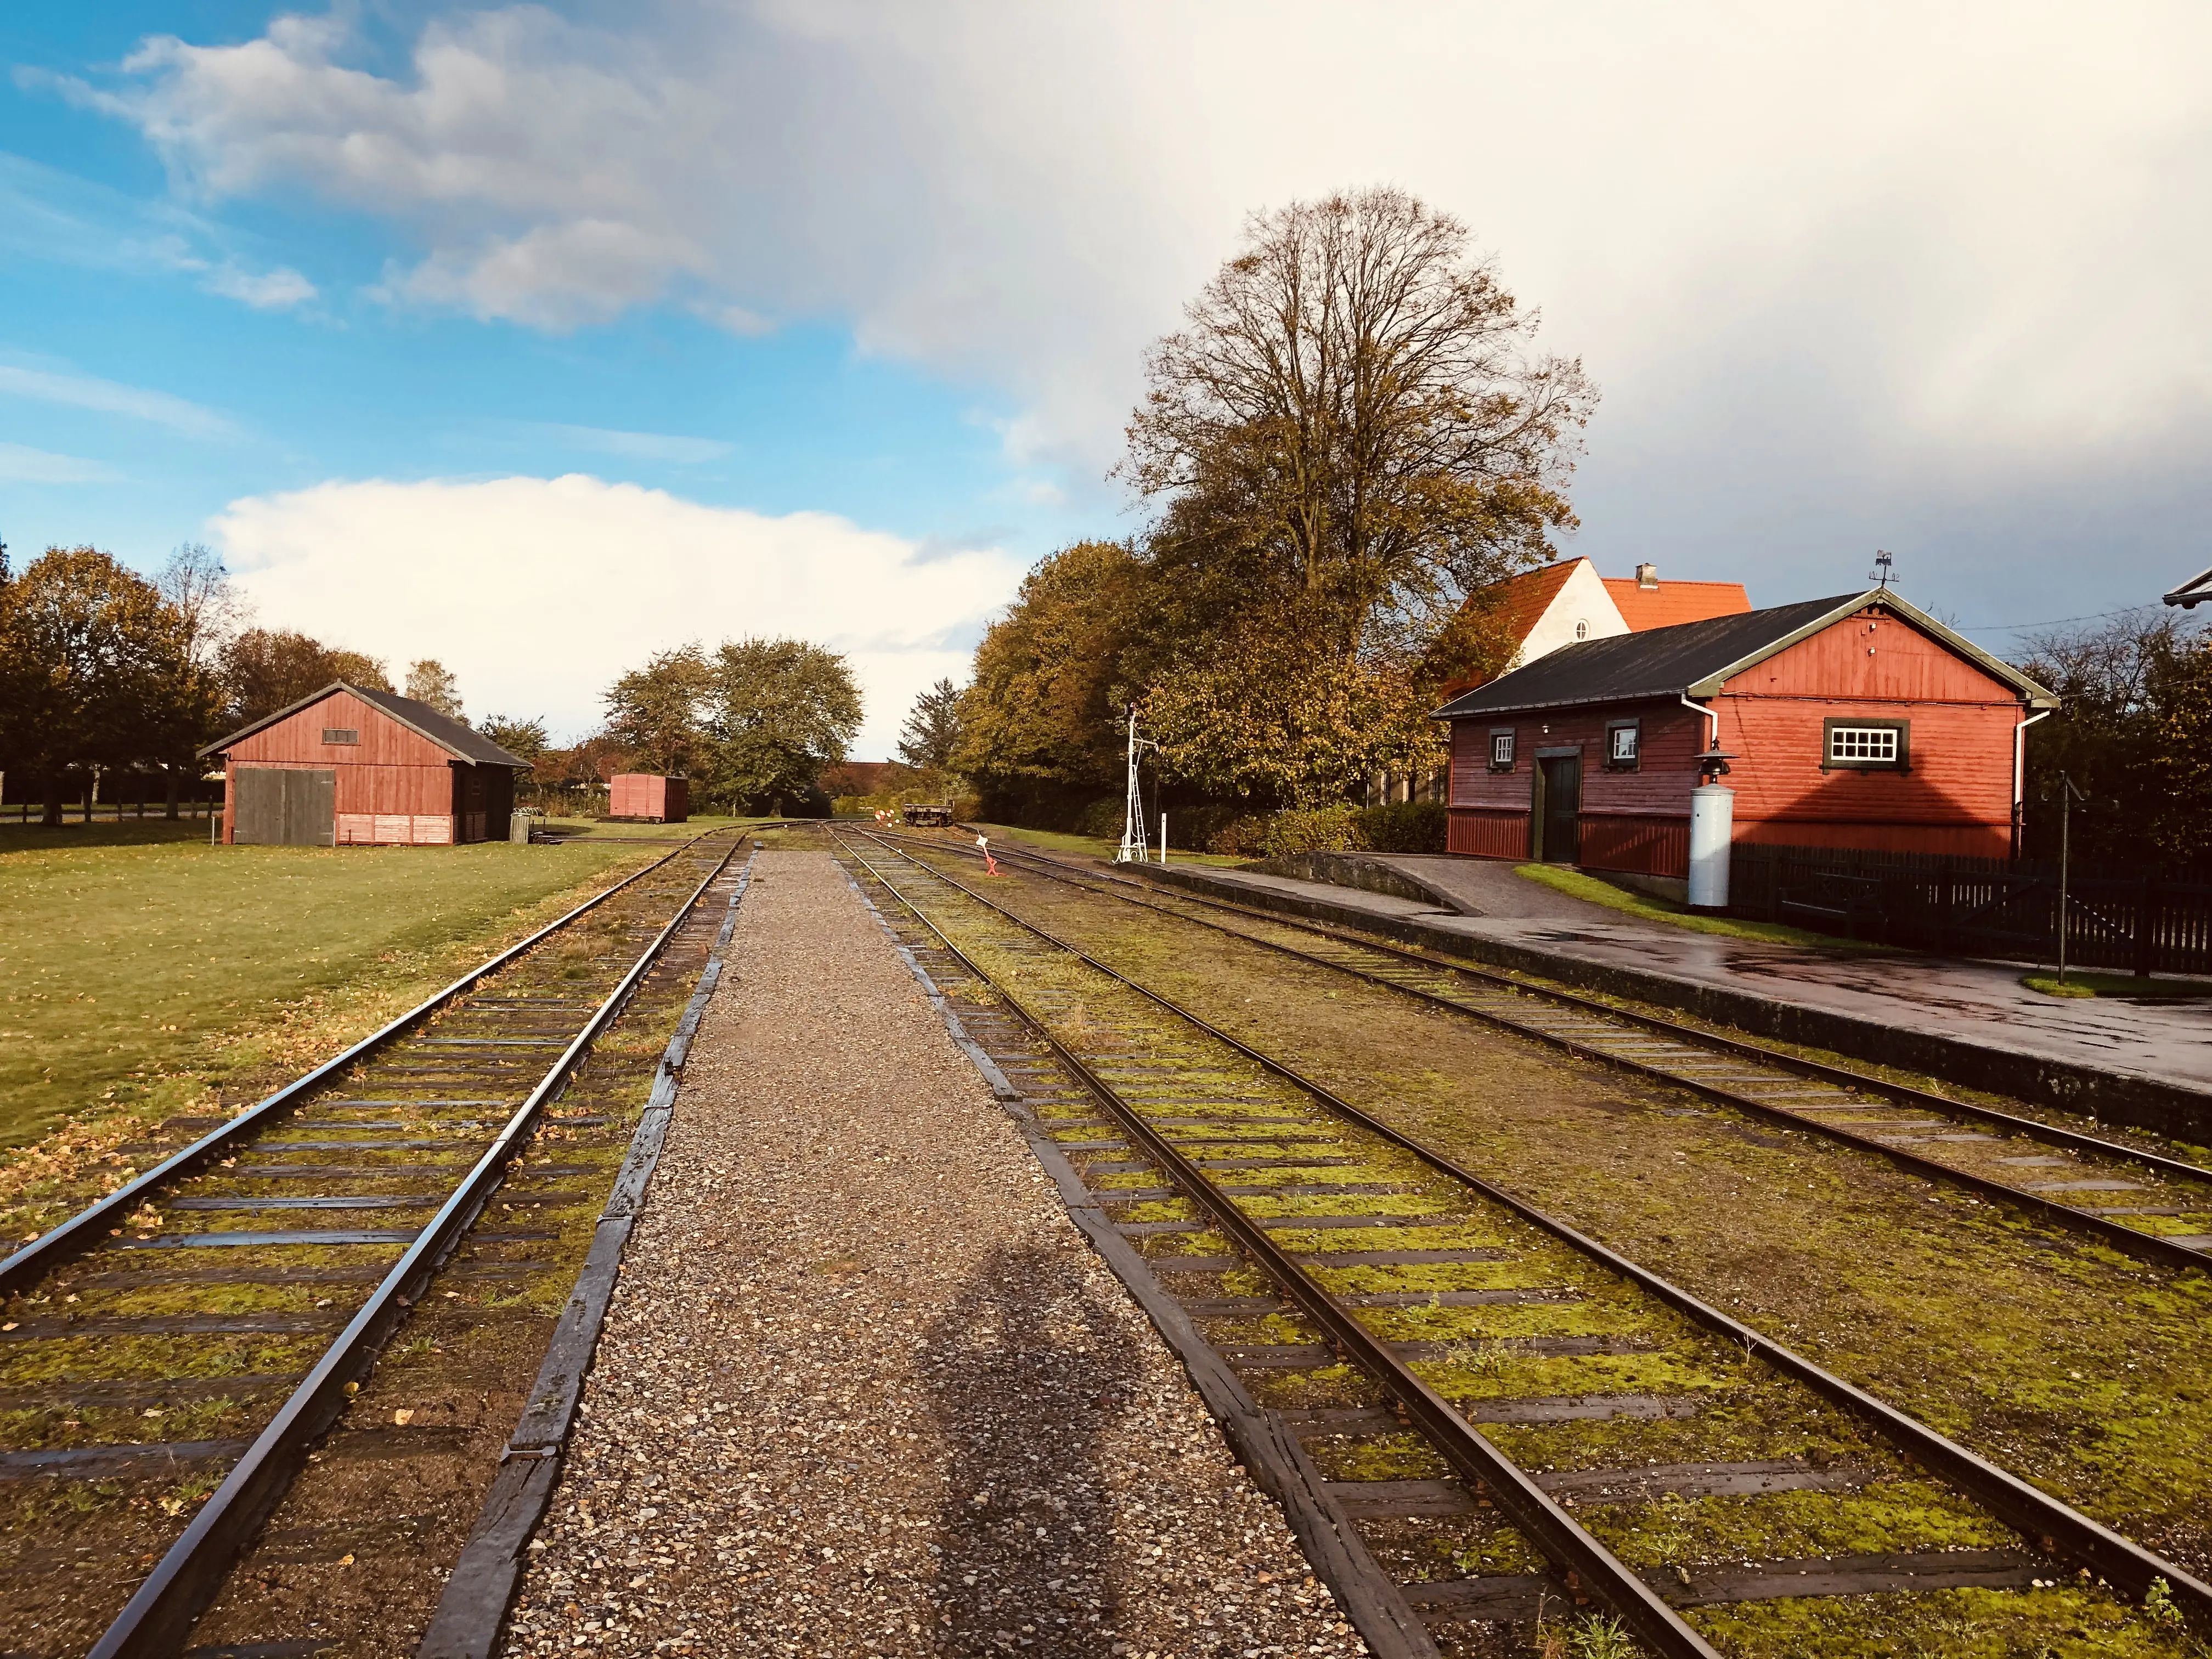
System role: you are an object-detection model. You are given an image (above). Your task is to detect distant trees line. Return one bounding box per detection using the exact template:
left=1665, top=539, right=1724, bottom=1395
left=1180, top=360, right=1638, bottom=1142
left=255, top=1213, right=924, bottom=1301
left=2017, top=609, right=2212, bottom=867
left=0, top=541, right=488, bottom=826
left=596, top=638, right=861, bottom=816
left=0, top=539, right=876, bottom=825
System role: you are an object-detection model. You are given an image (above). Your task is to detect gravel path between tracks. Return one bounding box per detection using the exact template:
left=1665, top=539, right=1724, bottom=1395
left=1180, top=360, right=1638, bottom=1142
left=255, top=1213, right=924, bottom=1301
left=503, top=850, right=1367, bottom=1658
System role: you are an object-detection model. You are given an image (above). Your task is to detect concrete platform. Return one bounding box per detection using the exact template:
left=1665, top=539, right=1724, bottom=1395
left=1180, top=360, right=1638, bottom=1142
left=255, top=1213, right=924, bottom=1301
left=1136, top=856, right=2212, bottom=1141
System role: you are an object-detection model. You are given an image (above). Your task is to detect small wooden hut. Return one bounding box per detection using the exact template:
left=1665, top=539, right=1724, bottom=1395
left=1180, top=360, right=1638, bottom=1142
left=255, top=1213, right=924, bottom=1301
left=607, top=775, right=689, bottom=823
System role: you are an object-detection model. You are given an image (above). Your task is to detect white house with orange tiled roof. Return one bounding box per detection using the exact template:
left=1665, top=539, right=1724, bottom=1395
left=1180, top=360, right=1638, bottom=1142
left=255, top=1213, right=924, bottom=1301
left=1383, top=558, right=1752, bottom=803
left=1459, top=557, right=1751, bottom=687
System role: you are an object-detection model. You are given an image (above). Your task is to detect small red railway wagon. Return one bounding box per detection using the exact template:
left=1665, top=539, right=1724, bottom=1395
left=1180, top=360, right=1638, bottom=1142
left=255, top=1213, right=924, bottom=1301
left=199, top=683, right=534, bottom=847
left=607, top=774, right=689, bottom=823
left=1434, top=588, right=2059, bottom=887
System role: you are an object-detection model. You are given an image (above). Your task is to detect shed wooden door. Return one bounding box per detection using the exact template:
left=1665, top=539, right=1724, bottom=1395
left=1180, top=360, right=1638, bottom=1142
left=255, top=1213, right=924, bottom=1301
left=1536, top=754, right=1581, bottom=864
left=234, top=768, right=336, bottom=846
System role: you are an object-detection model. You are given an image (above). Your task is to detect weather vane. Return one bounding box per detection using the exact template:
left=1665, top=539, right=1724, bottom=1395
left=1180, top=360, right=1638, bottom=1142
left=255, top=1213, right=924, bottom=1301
left=1869, top=550, right=1894, bottom=588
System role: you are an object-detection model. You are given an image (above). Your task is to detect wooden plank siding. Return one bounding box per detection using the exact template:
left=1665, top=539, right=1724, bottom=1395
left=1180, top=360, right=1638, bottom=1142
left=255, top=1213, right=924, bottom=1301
left=1714, top=605, right=2021, bottom=859
left=1449, top=699, right=1706, bottom=876
left=1442, top=602, right=2035, bottom=874
left=221, top=691, right=468, bottom=847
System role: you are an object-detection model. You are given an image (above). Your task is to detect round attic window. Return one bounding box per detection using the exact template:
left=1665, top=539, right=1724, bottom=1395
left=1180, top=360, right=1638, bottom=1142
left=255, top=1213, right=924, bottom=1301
left=1574, top=619, right=1589, bottom=640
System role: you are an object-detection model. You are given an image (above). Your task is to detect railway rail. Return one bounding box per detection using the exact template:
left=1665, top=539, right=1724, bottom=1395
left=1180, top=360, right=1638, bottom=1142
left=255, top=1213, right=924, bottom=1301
left=833, top=825, right=2210, bottom=1656
left=0, top=828, right=749, bottom=1659
left=884, top=828, right=2212, bottom=1273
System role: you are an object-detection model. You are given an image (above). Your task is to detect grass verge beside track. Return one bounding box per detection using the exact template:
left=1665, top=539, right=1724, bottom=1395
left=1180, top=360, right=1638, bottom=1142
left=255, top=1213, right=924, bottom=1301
left=966, top=820, right=1251, bottom=867
left=0, top=830, right=670, bottom=1235
left=528, top=814, right=768, bottom=842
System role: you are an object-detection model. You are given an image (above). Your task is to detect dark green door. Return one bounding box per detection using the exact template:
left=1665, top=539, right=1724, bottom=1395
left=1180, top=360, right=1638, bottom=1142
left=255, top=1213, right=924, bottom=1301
left=233, top=768, right=336, bottom=846
left=1537, top=754, right=1581, bottom=864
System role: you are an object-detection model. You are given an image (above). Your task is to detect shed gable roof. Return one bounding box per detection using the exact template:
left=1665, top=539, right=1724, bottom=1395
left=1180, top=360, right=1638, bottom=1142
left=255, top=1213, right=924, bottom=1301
left=1434, top=589, right=2058, bottom=718
left=198, top=682, right=533, bottom=768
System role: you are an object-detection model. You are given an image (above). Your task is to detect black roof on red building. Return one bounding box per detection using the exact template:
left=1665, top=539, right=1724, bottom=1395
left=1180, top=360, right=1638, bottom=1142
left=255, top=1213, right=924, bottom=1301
left=1433, top=589, right=2057, bottom=718
left=198, top=681, right=533, bottom=768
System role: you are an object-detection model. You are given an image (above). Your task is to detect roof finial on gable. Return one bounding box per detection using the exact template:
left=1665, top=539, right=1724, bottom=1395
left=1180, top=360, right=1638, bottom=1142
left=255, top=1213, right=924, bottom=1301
left=1869, top=549, right=1895, bottom=589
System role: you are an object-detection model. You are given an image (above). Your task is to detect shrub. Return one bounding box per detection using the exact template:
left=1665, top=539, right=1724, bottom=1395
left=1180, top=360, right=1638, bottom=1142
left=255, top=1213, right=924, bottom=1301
left=1207, top=815, right=1271, bottom=857
left=1356, top=800, right=1448, bottom=853
left=1260, top=804, right=1369, bottom=857
left=1075, top=795, right=1127, bottom=840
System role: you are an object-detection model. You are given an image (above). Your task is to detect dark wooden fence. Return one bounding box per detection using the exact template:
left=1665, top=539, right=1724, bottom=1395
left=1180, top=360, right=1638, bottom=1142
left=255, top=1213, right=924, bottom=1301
left=1728, top=844, right=2212, bottom=976
left=4, top=797, right=220, bottom=825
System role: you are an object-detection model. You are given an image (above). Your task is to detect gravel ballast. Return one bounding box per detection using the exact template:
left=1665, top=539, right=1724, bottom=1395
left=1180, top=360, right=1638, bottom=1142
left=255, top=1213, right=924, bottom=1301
left=503, top=850, right=1369, bottom=1657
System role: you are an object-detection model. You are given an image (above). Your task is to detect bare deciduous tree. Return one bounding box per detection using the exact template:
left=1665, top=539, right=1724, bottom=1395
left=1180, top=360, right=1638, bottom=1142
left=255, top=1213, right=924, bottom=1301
left=1121, top=187, right=1595, bottom=656
left=156, top=543, right=250, bottom=675
left=405, top=659, right=465, bottom=721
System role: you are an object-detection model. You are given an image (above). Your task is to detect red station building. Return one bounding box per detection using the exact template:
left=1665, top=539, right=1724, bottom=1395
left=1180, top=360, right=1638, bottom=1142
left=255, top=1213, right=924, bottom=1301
left=200, top=682, right=534, bottom=847
left=1434, top=588, right=2059, bottom=884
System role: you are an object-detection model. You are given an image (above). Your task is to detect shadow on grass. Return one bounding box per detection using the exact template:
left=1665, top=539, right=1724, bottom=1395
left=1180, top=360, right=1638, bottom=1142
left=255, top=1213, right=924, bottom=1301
left=0, top=820, right=216, bottom=854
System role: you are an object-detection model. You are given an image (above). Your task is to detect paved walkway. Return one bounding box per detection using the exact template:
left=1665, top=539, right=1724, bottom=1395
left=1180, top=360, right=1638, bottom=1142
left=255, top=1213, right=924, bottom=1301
left=1148, top=858, right=2212, bottom=1109
left=504, top=851, right=1363, bottom=1658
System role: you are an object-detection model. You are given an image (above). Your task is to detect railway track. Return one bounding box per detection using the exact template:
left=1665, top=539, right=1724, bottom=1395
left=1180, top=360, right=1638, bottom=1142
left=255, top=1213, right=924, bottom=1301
left=885, top=828, right=2212, bottom=1273
left=0, top=829, right=749, bottom=1659
left=832, top=825, right=2210, bottom=1656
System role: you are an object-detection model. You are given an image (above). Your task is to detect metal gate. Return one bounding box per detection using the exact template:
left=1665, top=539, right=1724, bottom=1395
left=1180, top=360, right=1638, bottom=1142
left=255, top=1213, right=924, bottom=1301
left=233, top=768, right=336, bottom=846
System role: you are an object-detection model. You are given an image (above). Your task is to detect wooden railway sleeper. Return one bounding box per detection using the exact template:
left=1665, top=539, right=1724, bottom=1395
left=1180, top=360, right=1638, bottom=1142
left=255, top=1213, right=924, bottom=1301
left=844, top=828, right=2212, bottom=1637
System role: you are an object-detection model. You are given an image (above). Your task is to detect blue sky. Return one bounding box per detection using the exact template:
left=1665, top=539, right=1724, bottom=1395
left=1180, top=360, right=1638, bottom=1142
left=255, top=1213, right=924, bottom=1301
left=6, top=3, right=2211, bottom=752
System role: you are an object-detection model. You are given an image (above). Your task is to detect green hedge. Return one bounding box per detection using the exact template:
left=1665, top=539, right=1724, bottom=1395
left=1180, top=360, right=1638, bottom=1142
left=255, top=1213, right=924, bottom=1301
left=1356, top=800, right=1448, bottom=854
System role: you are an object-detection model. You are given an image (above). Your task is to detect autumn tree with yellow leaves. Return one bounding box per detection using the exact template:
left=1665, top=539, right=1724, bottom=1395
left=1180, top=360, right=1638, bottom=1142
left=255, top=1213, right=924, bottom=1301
left=962, top=187, right=1594, bottom=821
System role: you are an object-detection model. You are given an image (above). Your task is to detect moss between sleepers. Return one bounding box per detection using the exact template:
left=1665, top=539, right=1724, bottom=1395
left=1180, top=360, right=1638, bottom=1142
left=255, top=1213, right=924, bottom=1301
left=918, top=866, right=2212, bottom=1654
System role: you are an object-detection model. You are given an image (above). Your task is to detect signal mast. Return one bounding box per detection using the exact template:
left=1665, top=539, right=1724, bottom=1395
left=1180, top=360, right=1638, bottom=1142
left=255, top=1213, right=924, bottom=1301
left=1117, top=706, right=1159, bottom=864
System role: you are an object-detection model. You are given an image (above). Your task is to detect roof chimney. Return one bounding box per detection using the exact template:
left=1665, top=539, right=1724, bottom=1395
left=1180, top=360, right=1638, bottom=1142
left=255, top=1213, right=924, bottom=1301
left=1635, top=562, right=1658, bottom=589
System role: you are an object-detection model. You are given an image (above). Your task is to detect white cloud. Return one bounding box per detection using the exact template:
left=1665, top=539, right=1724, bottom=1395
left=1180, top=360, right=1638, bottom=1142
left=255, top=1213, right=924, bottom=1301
left=91, top=5, right=2212, bottom=462
left=0, top=360, right=234, bottom=438
left=201, top=262, right=317, bottom=308
left=0, top=150, right=318, bottom=315
left=0, top=442, right=122, bottom=483
left=209, top=473, right=1024, bottom=757
left=533, top=424, right=732, bottom=465
left=71, top=2, right=2212, bottom=616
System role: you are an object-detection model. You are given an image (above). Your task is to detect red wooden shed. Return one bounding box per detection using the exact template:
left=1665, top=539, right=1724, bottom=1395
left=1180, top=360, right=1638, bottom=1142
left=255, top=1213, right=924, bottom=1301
left=1434, top=588, right=2060, bottom=884
left=607, top=774, right=689, bottom=823
left=198, top=682, right=534, bottom=847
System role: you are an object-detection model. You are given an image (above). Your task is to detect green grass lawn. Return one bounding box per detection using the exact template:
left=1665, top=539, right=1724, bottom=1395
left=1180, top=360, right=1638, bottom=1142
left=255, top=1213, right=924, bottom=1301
left=0, top=824, right=664, bottom=1153
left=960, top=820, right=1249, bottom=867
left=2019, top=969, right=2212, bottom=1000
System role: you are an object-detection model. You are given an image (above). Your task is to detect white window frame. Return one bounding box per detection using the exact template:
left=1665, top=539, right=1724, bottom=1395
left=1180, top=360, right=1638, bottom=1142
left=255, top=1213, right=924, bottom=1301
left=1489, top=728, right=1516, bottom=771
left=1823, top=718, right=1910, bottom=771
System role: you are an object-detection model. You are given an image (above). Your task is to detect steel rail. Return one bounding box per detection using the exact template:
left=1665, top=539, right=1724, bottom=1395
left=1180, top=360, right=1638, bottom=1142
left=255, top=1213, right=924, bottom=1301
left=834, top=833, right=1719, bottom=1657
left=898, top=831, right=2212, bottom=1273
left=945, top=831, right=2212, bottom=1181
left=86, top=834, right=747, bottom=1659
left=840, top=828, right=2212, bottom=1630
left=0, top=832, right=720, bottom=1302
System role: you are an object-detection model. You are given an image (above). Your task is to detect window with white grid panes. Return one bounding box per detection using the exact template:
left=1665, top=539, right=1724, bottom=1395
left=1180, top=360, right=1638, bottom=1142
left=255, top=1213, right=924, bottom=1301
left=1822, top=719, right=1908, bottom=770
left=1489, top=729, right=1515, bottom=771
